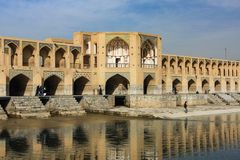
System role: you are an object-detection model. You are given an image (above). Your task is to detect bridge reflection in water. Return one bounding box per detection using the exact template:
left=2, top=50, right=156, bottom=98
left=0, top=114, right=240, bottom=160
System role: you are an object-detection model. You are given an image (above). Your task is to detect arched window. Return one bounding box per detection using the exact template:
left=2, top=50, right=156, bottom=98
left=141, top=40, right=156, bottom=68
left=106, top=37, right=129, bottom=68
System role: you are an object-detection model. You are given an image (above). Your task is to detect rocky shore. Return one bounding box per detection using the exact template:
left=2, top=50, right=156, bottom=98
left=86, top=105, right=240, bottom=119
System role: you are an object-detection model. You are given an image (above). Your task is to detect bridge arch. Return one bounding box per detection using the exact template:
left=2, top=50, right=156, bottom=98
left=105, top=74, right=129, bottom=95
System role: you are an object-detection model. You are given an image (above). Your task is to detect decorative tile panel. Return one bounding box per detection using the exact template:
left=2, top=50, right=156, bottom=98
left=9, top=69, right=32, bottom=80
left=144, top=73, right=155, bottom=79
left=22, top=41, right=37, bottom=49
left=43, top=71, right=64, bottom=80
left=105, top=72, right=130, bottom=81
left=70, top=46, right=81, bottom=52
left=106, top=34, right=130, bottom=45
left=39, top=43, right=53, bottom=50
left=4, top=39, right=19, bottom=47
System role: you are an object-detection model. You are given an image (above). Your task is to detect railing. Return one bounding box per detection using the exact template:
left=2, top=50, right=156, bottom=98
left=70, top=63, right=81, bottom=69
left=141, top=64, right=157, bottom=68
left=106, top=63, right=129, bottom=68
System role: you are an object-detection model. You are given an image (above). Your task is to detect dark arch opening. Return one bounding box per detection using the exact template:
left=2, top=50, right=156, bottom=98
left=7, top=43, right=18, bottom=66
left=215, top=80, right=221, bottom=92
left=73, top=77, right=89, bottom=95
left=9, top=137, right=29, bottom=153
left=40, top=46, right=51, bottom=67
left=235, top=82, right=238, bottom=92
left=9, top=74, right=30, bottom=96
left=55, top=48, right=65, bottom=68
left=202, top=79, right=209, bottom=93
left=144, top=75, right=154, bottom=95
left=39, top=129, right=61, bottom=148
left=226, top=81, right=230, bottom=92
left=22, top=45, right=35, bottom=66
left=188, top=79, right=196, bottom=93
left=105, top=74, right=129, bottom=95
left=44, top=75, right=61, bottom=95
left=172, top=79, right=182, bottom=93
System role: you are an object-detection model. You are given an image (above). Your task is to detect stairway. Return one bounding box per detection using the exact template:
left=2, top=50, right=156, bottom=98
left=216, top=93, right=239, bottom=105
left=207, top=94, right=226, bottom=105
left=229, top=93, right=240, bottom=104
left=6, top=96, right=50, bottom=118
left=45, top=96, right=85, bottom=116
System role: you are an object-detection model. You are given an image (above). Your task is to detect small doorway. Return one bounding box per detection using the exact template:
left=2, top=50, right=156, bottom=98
left=115, top=96, right=126, bottom=106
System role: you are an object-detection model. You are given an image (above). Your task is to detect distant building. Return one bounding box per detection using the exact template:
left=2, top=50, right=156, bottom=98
left=0, top=32, right=239, bottom=96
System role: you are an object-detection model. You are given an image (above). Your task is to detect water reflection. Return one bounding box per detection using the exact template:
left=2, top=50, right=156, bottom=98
left=0, top=114, right=240, bottom=159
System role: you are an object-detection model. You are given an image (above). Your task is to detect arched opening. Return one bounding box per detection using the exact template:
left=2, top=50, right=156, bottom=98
left=212, top=62, right=217, bottom=76
left=214, top=80, right=221, bottom=92
left=44, top=75, right=62, bottom=95
left=55, top=48, right=66, bottom=68
left=206, top=62, right=210, bottom=75
left=143, top=75, right=154, bottom=94
left=39, top=129, right=61, bottom=148
left=218, top=63, right=222, bottom=76
left=202, top=79, right=209, bottom=93
left=172, top=79, right=182, bottom=93
left=9, top=74, right=30, bottom=96
left=235, top=82, right=238, bottom=92
left=141, top=40, right=156, bottom=68
left=71, top=49, right=80, bottom=68
left=199, top=61, right=204, bottom=75
left=7, top=43, right=18, bottom=66
left=188, top=79, right=196, bottom=93
left=106, top=37, right=129, bottom=68
left=170, top=58, right=175, bottom=74
left=9, top=137, right=29, bottom=152
left=40, top=46, right=51, bottom=67
left=162, top=58, right=167, bottom=74
left=177, top=59, right=183, bottom=74
left=22, top=45, right=35, bottom=66
left=73, top=77, right=90, bottom=95
left=192, top=61, right=197, bottom=74
left=105, top=74, right=129, bottom=95
left=226, top=81, right=231, bottom=92
left=162, top=80, right=166, bottom=93
left=185, top=60, right=191, bottom=74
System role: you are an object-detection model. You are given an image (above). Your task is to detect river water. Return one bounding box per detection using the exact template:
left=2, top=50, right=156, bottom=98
left=0, top=113, right=240, bottom=160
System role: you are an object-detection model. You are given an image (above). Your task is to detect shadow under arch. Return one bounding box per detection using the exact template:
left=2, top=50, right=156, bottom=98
left=39, top=129, right=61, bottom=148
left=73, top=126, right=88, bottom=144
left=9, top=137, right=29, bottom=153
left=106, top=121, right=128, bottom=145
left=44, top=75, right=62, bottom=95
left=105, top=74, right=129, bottom=95
left=144, top=75, right=154, bottom=94
left=73, top=76, right=90, bottom=95
left=9, top=74, right=30, bottom=96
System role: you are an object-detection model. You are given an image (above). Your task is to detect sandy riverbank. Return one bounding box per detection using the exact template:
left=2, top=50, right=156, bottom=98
left=87, top=105, right=240, bottom=119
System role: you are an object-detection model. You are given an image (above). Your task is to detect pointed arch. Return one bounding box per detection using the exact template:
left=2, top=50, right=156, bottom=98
left=105, top=74, right=129, bottom=95
left=106, top=37, right=129, bottom=68
left=143, top=75, right=154, bottom=94
left=141, top=40, right=156, bottom=68
left=214, top=80, right=221, bottom=92
left=235, top=81, right=238, bottom=92
left=44, top=75, right=62, bottom=95
left=9, top=74, right=30, bottom=96
left=6, top=42, right=18, bottom=66
left=71, top=48, right=81, bottom=69
left=185, top=60, right=191, bottom=74
left=23, top=45, right=35, bottom=66
left=202, top=79, right=209, bottom=93
left=172, top=78, right=182, bottom=93
left=226, top=81, right=231, bottom=92
left=188, top=79, right=196, bottom=93
left=73, top=76, right=90, bottom=95
left=40, top=46, right=51, bottom=67
left=162, top=80, right=166, bottom=93
left=55, top=48, right=66, bottom=68
left=162, top=58, right=168, bottom=74
left=170, top=58, right=176, bottom=74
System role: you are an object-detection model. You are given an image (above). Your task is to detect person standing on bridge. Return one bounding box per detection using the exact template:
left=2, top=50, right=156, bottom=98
left=98, top=85, right=103, bottom=95
left=184, top=101, right=188, bottom=113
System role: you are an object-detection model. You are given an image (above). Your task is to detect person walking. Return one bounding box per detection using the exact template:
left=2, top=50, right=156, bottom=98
left=98, top=85, right=103, bottom=95
left=184, top=101, right=188, bottom=113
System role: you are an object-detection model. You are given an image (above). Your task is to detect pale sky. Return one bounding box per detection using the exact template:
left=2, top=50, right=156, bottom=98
left=0, top=0, right=239, bottom=60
